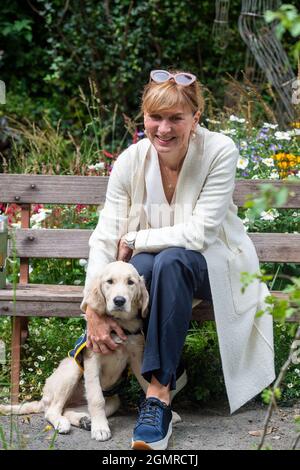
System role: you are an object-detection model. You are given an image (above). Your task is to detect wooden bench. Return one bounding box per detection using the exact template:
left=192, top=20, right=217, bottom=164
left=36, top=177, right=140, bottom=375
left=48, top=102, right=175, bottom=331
left=0, top=174, right=300, bottom=403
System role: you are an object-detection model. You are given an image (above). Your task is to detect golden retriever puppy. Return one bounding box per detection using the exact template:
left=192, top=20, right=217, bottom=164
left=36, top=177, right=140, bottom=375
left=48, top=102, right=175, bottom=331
left=0, top=261, right=150, bottom=442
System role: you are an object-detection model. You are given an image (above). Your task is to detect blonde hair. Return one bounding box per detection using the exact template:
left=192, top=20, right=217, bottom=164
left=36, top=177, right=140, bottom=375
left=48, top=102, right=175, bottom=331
left=141, top=71, right=204, bottom=115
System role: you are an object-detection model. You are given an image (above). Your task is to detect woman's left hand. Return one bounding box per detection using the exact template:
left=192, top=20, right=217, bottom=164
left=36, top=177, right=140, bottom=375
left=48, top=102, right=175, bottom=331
left=117, top=237, right=133, bottom=262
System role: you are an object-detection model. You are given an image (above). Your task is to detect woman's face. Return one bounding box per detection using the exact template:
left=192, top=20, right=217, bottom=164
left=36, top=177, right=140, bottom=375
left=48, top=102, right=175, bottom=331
left=144, top=105, right=200, bottom=160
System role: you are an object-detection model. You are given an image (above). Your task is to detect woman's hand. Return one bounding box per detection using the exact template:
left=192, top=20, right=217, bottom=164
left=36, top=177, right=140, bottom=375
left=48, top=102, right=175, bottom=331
left=86, top=306, right=127, bottom=354
left=117, top=237, right=133, bottom=262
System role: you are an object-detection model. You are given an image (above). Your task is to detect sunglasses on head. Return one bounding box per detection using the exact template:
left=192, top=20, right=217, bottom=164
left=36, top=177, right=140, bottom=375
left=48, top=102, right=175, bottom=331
left=150, top=70, right=196, bottom=87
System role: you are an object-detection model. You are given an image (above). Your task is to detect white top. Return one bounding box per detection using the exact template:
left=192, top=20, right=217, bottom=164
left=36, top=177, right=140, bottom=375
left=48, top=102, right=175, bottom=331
left=143, top=145, right=176, bottom=228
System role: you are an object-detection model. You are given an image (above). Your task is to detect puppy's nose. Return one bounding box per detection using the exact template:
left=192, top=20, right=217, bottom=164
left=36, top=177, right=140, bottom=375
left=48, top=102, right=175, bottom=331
left=113, top=296, right=126, bottom=307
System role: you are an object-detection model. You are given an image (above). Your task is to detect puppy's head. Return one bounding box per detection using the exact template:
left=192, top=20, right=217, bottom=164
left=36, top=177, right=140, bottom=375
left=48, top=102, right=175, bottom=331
left=86, top=261, right=149, bottom=321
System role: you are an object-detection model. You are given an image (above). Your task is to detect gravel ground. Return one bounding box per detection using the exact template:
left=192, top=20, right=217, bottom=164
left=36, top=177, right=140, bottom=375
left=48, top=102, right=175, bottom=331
left=1, top=399, right=299, bottom=451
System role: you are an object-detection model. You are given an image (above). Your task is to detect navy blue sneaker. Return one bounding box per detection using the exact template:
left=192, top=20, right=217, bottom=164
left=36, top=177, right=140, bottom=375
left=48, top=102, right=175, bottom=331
left=131, top=397, right=172, bottom=450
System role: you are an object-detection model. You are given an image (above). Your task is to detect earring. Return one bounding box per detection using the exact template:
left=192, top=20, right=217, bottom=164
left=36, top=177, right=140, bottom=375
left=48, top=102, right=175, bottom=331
left=191, top=131, right=196, bottom=140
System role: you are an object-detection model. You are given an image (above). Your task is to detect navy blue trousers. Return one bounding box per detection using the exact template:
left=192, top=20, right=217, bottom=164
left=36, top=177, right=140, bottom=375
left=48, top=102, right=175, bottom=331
left=129, top=247, right=212, bottom=391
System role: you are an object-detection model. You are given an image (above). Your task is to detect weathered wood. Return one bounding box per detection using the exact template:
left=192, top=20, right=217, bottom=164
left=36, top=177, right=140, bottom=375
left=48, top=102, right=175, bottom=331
left=19, top=204, right=30, bottom=345
left=8, top=229, right=300, bottom=262
left=11, top=317, right=22, bottom=404
left=249, top=233, right=300, bottom=262
left=234, top=179, right=300, bottom=208
left=9, top=228, right=92, bottom=259
left=1, top=174, right=300, bottom=207
left=1, top=284, right=297, bottom=320
left=0, top=174, right=108, bottom=205
left=0, top=283, right=84, bottom=302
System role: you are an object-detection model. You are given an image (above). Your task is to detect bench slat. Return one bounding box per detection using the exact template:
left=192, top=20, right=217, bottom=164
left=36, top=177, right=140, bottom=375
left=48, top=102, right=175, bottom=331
left=234, top=179, right=300, bottom=208
left=0, top=174, right=108, bottom=205
left=1, top=174, right=299, bottom=207
left=9, top=229, right=300, bottom=262
left=0, top=284, right=298, bottom=321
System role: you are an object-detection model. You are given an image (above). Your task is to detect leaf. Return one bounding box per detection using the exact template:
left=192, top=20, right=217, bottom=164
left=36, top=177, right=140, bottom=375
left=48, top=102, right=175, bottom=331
left=249, top=426, right=274, bottom=437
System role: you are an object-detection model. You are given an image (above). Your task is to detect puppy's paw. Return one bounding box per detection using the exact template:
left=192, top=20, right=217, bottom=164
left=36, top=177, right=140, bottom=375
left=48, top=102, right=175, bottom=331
left=79, top=416, right=91, bottom=431
left=91, top=423, right=111, bottom=441
left=56, top=417, right=71, bottom=434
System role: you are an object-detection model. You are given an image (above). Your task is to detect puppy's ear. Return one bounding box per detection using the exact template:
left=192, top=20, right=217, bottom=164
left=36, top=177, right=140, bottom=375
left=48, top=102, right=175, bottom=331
left=85, top=276, right=106, bottom=315
left=138, top=276, right=149, bottom=318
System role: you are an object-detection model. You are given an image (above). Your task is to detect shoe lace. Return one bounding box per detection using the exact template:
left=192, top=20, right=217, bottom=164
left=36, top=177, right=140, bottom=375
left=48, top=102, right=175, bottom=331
left=137, top=399, right=161, bottom=426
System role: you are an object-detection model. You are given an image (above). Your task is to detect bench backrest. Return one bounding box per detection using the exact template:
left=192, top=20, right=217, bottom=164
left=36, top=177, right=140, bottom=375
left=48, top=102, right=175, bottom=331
left=0, top=174, right=300, bottom=269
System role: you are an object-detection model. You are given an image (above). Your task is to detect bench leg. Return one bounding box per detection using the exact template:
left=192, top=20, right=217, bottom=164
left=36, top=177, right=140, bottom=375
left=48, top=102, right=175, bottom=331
left=11, top=317, right=22, bottom=404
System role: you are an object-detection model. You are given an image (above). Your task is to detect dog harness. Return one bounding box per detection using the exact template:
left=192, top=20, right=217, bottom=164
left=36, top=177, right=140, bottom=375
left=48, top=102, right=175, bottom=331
left=68, top=328, right=143, bottom=397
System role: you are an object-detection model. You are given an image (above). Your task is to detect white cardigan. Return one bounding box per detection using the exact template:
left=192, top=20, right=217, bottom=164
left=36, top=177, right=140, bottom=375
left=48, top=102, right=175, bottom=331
left=81, top=125, right=275, bottom=413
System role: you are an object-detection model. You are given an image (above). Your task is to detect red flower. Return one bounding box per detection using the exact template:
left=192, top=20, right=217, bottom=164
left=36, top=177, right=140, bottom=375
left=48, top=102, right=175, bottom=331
left=75, top=204, right=87, bottom=213
left=103, top=150, right=114, bottom=159
left=132, top=129, right=139, bottom=144
left=32, top=204, right=44, bottom=214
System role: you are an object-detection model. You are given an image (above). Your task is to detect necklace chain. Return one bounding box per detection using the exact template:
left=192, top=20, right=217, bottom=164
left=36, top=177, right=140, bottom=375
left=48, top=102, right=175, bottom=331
left=158, top=157, right=184, bottom=190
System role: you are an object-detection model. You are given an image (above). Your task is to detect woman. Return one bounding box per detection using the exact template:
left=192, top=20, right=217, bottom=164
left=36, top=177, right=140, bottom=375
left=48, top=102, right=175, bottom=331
left=81, top=70, right=275, bottom=450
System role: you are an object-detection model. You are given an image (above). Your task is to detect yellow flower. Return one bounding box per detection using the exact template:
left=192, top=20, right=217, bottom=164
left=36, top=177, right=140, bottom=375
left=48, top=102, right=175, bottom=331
left=290, top=121, right=300, bottom=129
left=272, top=152, right=300, bottom=178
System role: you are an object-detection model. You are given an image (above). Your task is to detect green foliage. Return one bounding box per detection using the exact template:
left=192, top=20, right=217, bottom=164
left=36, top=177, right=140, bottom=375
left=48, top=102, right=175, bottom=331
left=0, top=0, right=247, bottom=118
left=273, top=323, right=300, bottom=403
left=265, top=4, right=300, bottom=62
left=181, top=322, right=225, bottom=403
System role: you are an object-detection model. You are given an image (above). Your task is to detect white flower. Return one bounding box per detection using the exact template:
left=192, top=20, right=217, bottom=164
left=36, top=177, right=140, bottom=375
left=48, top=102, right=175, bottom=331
left=262, top=122, right=278, bottom=129
left=239, top=140, right=248, bottom=149
left=262, top=158, right=274, bottom=167
left=220, top=129, right=237, bottom=135
left=287, top=383, right=293, bottom=388
left=274, top=131, right=291, bottom=141
left=295, top=369, right=300, bottom=376
left=79, top=259, right=88, bottom=267
left=288, top=129, right=300, bottom=136
left=37, top=356, right=45, bottom=361
left=252, top=175, right=259, bottom=180
left=260, top=209, right=280, bottom=221
left=229, top=115, right=246, bottom=123
left=30, top=209, right=52, bottom=225
left=269, top=169, right=279, bottom=179
left=205, top=118, right=221, bottom=124
left=237, top=157, right=249, bottom=169
left=88, top=162, right=105, bottom=170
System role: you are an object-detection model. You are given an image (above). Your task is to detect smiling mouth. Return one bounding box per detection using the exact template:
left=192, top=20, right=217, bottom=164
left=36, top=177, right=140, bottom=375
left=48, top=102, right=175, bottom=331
left=156, top=136, right=175, bottom=143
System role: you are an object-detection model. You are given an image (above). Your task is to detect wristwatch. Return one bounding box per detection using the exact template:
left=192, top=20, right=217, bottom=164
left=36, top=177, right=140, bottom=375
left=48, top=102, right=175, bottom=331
left=124, top=231, right=137, bottom=250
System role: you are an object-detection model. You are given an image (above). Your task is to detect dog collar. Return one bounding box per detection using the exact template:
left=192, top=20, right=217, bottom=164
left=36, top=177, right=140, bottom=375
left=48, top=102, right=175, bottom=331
left=122, top=327, right=143, bottom=336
